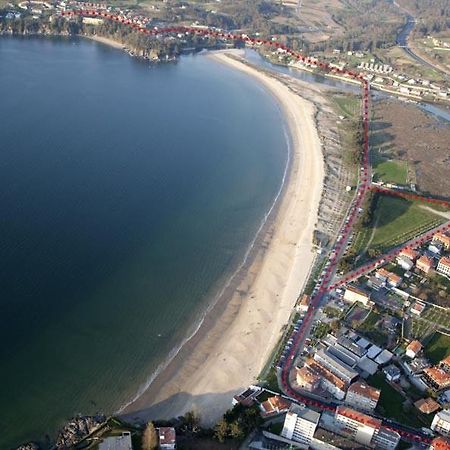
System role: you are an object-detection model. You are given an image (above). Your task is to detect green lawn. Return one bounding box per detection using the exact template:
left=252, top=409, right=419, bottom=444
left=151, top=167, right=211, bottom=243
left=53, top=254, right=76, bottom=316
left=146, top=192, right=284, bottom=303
left=368, top=373, right=423, bottom=428
left=425, top=332, right=450, bottom=364
left=373, top=159, right=408, bottom=185
left=368, top=195, right=445, bottom=254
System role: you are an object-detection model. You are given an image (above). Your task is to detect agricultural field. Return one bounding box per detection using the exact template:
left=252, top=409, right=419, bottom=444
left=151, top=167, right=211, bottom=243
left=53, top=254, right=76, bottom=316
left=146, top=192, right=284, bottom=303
left=424, top=331, right=450, bottom=364
left=409, top=317, right=435, bottom=341
left=422, top=307, right=450, bottom=332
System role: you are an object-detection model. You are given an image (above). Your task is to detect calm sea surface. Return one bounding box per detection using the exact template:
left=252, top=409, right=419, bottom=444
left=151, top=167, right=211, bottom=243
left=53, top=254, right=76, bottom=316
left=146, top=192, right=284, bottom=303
left=0, top=37, right=288, bottom=448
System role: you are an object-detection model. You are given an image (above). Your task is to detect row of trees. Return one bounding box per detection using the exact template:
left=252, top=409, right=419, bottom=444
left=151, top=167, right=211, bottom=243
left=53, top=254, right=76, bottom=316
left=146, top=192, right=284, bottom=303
left=0, top=12, right=240, bottom=59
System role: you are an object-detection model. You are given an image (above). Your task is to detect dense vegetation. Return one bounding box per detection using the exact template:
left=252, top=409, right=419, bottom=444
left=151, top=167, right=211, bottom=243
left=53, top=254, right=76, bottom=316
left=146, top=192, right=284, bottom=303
left=399, top=0, right=450, bottom=35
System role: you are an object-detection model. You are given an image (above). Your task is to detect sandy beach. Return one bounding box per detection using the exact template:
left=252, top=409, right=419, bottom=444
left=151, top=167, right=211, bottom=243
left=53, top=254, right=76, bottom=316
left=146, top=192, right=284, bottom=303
left=121, top=51, right=325, bottom=426
left=82, top=34, right=125, bottom=49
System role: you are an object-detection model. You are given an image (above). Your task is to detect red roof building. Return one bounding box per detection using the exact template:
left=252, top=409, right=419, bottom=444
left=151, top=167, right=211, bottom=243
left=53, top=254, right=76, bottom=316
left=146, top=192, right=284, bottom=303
left=417, top=255, right=434, bottom=274
left=400, top=248, right=419, bottom=261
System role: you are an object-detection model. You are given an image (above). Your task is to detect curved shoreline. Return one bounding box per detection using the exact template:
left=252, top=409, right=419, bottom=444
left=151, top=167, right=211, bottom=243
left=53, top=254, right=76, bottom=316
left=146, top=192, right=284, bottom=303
left=120, top=51, right=325, bottom=425
left=117, top=112, right=293, bottom=416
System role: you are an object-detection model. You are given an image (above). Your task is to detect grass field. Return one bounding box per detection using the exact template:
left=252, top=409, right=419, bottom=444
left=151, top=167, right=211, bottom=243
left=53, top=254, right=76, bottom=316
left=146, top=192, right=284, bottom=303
left=373, top=159, right=408, bottom=185
left=425, top=332, right=450, bottom=364
left=352, top=195, right=446, bottom=257
left=368, top=373, right=422, bottom=428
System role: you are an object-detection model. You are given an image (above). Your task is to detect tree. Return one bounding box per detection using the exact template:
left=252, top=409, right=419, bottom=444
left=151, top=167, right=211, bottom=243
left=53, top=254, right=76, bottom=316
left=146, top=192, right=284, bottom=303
left=142, top=422, right=158, bottom=450
left=229, top=420, right=245, bottom=440
left=214, top=418, right=229, bottom=443
left=183, top=410, right=200, bottom=433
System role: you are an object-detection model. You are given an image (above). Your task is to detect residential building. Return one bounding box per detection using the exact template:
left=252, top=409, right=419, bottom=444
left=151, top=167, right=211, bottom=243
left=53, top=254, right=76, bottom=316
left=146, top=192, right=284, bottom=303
left=415, top=398, right=440, bottom=414
left=375, top=350, right=393, bottom=366
left=82, top=16, right=104, bottom=25
left=296, top=365, right=321, bottom=391
left=302, top=358, right=346, bottom=399
left=99, top=433, right=133, bottom=450
left=387, top=273, right=402, bottom=288
left=432, top=410, right=450, bottom=436
left=232, top=386, right=262, bottom=406
left=438, top=257, right=450, bottom=277
left=430, top=437, right=450, bottom=450
left=406, top=340, right=423, bottom=359
left=357, top=356, right=379, bottom=375
left=375, top=268, right=390, bottom=282
left=335, top=406, right=400, bottom=449
left=281, top=404, right=320, bottom=448
left=383, top=365, right=401, bottom=382
left=423, top=368, right=450, bottom=391
left=337, top=336, right=367, bottom=359
left=157, top=427, right=176, bottom=450
left=434, top=233, right=450, bottom=250
left=345, top=380, right=380, bottom=412
left=374, top=428, right=401, bottom=450
left=314, top=348, right=358, bottom=384
left=376, top=268, right=402, bottom=287
left=417, top=255, right=434, bottom=274
left=397, top=256, right=414, bottom=271
left=367, top=344, right=382, bottom=360
left=400, top=248, right=419, bottom=261
left=411, top=301, right=426, bottom=316
left=383, top=315, right=400, bottom=333
left=343, top=286, right=371, bottom=306
left=260, top=395, right=291, bottom=417
left=440, top=356, right=450, bottom=373
left=297, top=294, right=310, bottom=313
left=429, top=241, right=444, bottom=255
left=368, top=276, right=384, bottom=291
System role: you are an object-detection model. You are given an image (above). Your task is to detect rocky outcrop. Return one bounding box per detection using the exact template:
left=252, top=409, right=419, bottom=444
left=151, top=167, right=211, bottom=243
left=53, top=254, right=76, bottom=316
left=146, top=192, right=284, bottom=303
left=16, top=443, right=41, bottom=450
left=55, top=415, right=106, bottom=449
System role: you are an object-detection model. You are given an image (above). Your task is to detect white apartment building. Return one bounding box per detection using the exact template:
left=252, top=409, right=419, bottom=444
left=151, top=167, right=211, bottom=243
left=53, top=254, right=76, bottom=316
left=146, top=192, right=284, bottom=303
left=335, top=406, right=400, bottom=449
left=345, top=380, right=381, bottom=412
left=432, top=410, right=450, bottom=436
left=281, top=405, right=321, bottom=448
left=437, top=257, right=450, bottom=277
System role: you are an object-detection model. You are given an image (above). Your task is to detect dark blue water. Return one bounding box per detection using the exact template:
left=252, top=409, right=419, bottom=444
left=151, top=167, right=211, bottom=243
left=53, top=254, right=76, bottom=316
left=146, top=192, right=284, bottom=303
left=0, top=37, right=289, bottom=448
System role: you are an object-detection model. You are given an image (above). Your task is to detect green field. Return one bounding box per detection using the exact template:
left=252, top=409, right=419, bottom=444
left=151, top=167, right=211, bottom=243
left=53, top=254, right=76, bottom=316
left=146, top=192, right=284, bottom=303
left=353, top=195, right=446, bottom=256
left=425, top=332, right=450, bottom=364
left=373, top=159, right=408, bottom=185
left=368, top=373, right=423, bottom=428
